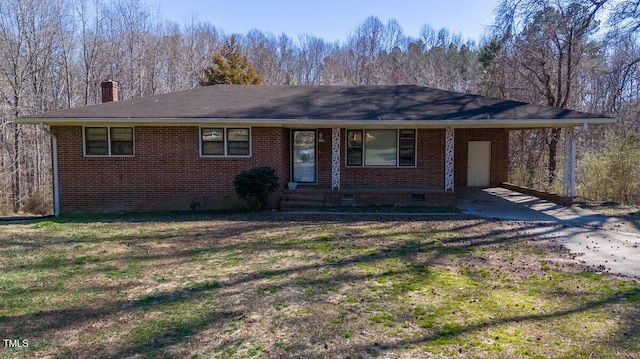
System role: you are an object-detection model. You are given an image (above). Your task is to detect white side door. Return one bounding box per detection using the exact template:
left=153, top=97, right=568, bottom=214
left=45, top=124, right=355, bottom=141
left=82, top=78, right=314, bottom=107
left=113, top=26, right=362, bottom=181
left=467, top=141, right=491, bottom=187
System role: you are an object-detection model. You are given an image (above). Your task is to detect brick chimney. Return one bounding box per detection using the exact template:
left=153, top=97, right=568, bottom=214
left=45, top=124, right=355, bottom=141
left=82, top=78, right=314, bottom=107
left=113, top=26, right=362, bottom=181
left=101, top=80, right=118, bottom=103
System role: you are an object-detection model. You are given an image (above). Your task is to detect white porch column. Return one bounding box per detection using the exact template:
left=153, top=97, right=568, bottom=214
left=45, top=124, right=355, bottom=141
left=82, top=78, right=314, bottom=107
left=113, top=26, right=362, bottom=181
left=563, top=127, right=576, bottom=198
left=331, top=128, right=341, bottom=190
left=445, top=127, right=455, bottom=191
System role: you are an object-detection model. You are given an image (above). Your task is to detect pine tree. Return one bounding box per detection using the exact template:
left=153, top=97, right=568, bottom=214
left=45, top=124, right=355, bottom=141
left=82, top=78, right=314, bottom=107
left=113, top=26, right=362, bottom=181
left=200, top=35, right=264, bottom=85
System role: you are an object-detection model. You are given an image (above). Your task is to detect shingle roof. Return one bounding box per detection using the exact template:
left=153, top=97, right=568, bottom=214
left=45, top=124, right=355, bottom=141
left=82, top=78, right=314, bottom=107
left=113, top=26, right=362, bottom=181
left=20, top=85, right=613, bottom=128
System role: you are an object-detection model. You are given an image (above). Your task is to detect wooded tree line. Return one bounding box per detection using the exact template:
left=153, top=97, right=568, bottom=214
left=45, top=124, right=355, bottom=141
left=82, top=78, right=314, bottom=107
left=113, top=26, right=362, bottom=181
left=1, top=0, right=639, bottom=214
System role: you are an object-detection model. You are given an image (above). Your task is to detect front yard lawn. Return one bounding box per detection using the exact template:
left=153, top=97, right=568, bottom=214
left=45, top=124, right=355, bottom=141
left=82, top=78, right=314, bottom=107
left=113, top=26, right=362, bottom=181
left=1, top=212, right=638, bottom=358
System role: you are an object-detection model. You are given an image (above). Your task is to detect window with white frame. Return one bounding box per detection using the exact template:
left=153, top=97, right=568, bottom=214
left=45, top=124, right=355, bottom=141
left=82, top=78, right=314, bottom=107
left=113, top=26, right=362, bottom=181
left=84, top=127, right=134, bottom=156
left=346, top=129, right=415, bottom=167
left=201, top=127, right=250, bottom=156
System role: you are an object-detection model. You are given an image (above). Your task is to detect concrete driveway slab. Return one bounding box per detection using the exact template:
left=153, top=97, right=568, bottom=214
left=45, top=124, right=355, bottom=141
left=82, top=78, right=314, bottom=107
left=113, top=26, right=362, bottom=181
left=457, top=187, right=640, bottom=278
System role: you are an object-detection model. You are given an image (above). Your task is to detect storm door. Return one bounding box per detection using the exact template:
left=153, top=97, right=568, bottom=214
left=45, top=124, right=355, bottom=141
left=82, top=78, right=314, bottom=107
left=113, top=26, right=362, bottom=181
left=291, top=130, right=316, bottom=183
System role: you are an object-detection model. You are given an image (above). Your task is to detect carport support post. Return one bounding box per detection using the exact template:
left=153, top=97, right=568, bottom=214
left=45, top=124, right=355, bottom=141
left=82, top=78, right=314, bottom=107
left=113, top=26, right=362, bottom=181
left=331, top=128, right=340, bottom=190
left=563, top=127, right=576, bottom=198
left=445, top=127, right=454, bottom=191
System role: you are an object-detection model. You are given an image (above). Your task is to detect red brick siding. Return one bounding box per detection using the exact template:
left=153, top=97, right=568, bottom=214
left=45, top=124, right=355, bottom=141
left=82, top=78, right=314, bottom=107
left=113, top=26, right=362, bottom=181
left=317, top=128, right=333, bottom=186
left=53, top=126, right=287, bottom=213
left=337, top=129, right=445, bottom=188
left=454, top=128, right=509, bottom=187
left=53, top=126, right=509, bottom=213
left=322, top=190, right=456, bottom=207
left=281, top=128, right=292, bottom=183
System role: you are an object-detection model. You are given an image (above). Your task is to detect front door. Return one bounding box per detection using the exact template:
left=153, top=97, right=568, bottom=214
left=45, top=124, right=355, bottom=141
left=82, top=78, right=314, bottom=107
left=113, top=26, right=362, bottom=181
left=467, top=141, right=491, bottom=187
left=292, top=130, right=316, bottom=183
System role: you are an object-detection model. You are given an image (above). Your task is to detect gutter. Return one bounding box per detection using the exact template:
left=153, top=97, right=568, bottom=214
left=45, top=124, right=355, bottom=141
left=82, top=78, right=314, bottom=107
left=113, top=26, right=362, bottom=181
left=38, top=123, right=60, bottom=216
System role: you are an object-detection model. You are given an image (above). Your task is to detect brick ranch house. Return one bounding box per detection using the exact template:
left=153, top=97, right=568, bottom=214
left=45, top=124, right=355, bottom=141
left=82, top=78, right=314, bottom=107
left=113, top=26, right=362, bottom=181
left=19, top=82, right=614, bottom=214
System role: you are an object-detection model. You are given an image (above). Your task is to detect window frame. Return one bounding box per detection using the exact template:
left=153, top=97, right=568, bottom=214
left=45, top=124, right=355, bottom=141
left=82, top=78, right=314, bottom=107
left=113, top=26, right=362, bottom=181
left=83, top=126, right=135, bottom=157
left=200, top=127, right=252, bottom=158
left=345, top=129, right=417, bottom=168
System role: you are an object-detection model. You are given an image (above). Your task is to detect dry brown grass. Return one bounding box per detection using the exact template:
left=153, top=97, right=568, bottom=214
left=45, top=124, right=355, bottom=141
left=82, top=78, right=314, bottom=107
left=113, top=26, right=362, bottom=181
left=1, top=212, right=638, bottom=358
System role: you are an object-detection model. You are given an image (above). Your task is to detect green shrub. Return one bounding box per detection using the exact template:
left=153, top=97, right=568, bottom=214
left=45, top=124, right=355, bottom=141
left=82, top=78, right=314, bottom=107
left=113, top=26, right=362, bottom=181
left=579, top=132, right=640, bottom=204
left=233, top=167, right=279, bottom=210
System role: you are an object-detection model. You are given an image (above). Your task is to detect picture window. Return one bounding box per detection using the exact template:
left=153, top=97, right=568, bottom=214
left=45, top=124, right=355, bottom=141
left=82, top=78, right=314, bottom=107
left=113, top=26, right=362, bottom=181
left=346, top=129, right=415, bottom=167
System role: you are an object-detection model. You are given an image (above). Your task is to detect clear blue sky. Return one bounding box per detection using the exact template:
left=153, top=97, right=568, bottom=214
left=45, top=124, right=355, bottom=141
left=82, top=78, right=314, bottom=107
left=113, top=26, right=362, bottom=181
left=155, top=0, right=500, bottom=43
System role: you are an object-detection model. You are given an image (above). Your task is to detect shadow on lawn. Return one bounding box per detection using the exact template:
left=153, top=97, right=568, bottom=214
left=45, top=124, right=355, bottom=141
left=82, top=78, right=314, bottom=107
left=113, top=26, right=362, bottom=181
left=0, top=209, right=257, bottom=228
left=0, top=209, right=457, bottom=228
left=2, top=281, right=240, bottom=358
left=2, top=215, right=639, bottom=357
left=0, top=212, right=288, bottom=251
left=329, top=288, right=640, bottom=357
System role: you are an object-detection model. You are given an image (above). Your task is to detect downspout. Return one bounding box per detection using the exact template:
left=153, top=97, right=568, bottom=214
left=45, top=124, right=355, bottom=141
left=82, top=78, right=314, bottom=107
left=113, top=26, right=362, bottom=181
left=39, top=123, right=60, bottom=216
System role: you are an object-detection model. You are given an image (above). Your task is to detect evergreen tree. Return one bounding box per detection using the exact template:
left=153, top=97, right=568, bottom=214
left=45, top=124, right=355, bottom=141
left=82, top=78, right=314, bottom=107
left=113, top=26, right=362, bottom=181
left=200, top=35, right=264, bottom=85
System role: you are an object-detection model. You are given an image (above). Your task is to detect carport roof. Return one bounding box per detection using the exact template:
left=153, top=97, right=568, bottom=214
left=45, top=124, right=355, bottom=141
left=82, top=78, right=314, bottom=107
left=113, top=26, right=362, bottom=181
left=19, top=85, right=615, bottom=128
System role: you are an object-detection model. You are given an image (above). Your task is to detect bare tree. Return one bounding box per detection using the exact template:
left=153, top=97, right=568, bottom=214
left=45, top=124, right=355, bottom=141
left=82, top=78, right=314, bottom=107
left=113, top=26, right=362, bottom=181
left=243, top=30, right=298, bottom=85
left=52, top=0, right=76, bottom=109
left=608, top=0, right=640, bottom=34
left=347, top=16, right=387, bottom=85
left=76, top=0, right=106, bottom=106
left=297, top=34, right=334, bottom=84
left=181, top=20, right=220, bottom=89
left=102, top=0, right=157, bottom=100
left=0, top=0, right=60, bottom=212
left=493, top=0, right=605, bottom=185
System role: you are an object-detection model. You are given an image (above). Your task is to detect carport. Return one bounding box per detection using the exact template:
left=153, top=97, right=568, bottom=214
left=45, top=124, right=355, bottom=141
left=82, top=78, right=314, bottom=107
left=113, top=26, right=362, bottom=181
left=456, top=187, right=624, bottom=225
left=448, top=122, right=608, bottom=201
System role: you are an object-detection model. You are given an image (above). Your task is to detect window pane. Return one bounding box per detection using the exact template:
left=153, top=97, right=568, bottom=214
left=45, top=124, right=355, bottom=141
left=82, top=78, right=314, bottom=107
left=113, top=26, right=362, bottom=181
left=86, top=127, right=108, bottom=141
left=227, top=128, right=250, bottom=155
left=364, top=130, right=397, bottom=166
left=202, top=142, right=224, bottom=155
left=346, top=130, right=363, bottom=166
left=399, top=129, right=416, bottom=166
left=110, top=127, right=133, bottom=141
left=202, top=128, right=223, bottom=142
left=228, top=141, right=250, bottom=155
left=347, top=148, right=363, bottom=166
left=86, top=141, right=109, bottom=155
left=110, top=128, right=133, bottom=155
left=201, top=128, right=224, bottom=155
left=85, top=127, right=108, bottom=155
left=111, top=141, right=134, bottom=155
left=228, top=128, right=249, bottom=141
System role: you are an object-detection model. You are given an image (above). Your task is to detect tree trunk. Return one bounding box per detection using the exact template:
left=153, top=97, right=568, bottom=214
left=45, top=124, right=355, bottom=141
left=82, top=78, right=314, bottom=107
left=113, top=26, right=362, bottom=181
left=12, top=119, right=20, bottom=213
left=547, top=127, right=561, bottom=186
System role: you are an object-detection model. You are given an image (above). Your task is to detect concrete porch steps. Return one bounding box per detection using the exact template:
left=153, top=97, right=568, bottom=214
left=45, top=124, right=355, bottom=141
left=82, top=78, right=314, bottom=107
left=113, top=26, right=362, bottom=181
left=280, top=193, right=326, bottom=211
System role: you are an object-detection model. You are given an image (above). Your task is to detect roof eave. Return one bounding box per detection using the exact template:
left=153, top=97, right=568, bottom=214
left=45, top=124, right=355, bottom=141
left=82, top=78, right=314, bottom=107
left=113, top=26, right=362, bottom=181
left=18, top=117, right=616, bottom=128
